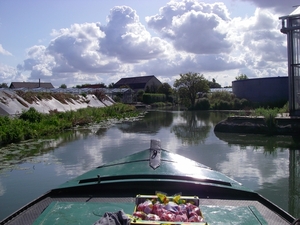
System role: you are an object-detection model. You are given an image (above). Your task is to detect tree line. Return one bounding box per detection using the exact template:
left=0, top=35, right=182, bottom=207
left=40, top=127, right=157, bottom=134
left=1, top=72, right=250, bottom=110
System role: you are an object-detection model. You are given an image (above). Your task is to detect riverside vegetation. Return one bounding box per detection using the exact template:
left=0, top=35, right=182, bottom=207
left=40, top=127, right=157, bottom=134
left=0, top=90, right=289, bottom=147
left=0, top=103, right=140, bottom=147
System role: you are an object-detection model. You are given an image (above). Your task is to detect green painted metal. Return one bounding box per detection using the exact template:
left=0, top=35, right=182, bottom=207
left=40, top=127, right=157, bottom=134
left=59, top=149, right=251, bottom=193
left=18, top=147, right=294, bottom=225
left=201, top=205, right=267, bottom=225
left=33, top=201, right=268, bottom=225
left=33, top=202, right=135, bottom=225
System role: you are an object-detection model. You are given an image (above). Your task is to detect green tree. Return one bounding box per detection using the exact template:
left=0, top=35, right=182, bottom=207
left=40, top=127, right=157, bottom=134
left=60, top=84, right=67, bottom=89
left=208, top=78, right=221, bottom=88
left=235, top=74, right=248, bottom=80
left=108, top=83, right=115, bottom=88
left=157, top=83, right=172, bottom=97
left=0, top=83, right=8, bottom=88
left=173, top=72, right=209, bottom=108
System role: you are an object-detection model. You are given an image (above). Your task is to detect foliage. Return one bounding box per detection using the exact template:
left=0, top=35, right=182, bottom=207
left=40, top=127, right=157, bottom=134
left=151, top=102, right=172, bottom=107
left=208, top=78, right=221, bottom=88
left=208, top=91, right=250, bottom=110
left=191, top=98, right=210, bottom=110
left=157, top=83, right=173, bottom=98
left=235, top=74, right=248, bottom=80
left=0, top=104, right=139, bottom=147
left=253, top=107, right=281, bottom=134
left=137, top=90, right=144, bottom=102
left=19, top=107, right=43, bottom=123
left=145, top=84, right=159, bottom=93
left=76, top=83, right=107, bottom=88
left=108, top=83, right=115, bottom=88
left=60, top=84, right=67, bottom=88
left=212, top=100, right=233, bottom=110
left=173, top=72, right=209, bottom=108
left=143, top=93, right=166, bottom=104
left=233, top=98, right=249, bottom=110
left=0, top=83, right=8, bottom=88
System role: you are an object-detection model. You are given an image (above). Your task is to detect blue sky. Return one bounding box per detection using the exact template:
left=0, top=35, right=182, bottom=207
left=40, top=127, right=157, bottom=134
left=0, top=0, right=298, bottom=87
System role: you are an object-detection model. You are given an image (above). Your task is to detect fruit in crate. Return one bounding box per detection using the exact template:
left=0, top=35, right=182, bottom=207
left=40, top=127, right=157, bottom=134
left=133, top=193, right=204, bottom=222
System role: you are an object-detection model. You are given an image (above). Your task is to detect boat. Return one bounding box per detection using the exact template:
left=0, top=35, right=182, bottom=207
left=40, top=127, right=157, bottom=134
left=0, top=139, right=298, bottom=225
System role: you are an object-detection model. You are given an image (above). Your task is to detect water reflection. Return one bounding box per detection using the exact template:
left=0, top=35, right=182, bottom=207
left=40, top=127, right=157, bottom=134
left=116, top=111, right=173, bottom=134
left=289, top=150, right=300, bottom=217
left=0, top=110, right=299, bottom=220
left=214, top=131, right=300, bottom=217
left=214, top=132, right=300, bottom=152
left=0, top=128, right=107, bottom=172
left=171, top=111, right=211, bottom=145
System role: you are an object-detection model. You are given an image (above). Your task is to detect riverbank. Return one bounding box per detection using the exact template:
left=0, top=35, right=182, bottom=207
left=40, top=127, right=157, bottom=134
left=0, top=104, right=141, bottom=147
left=214, top=114, right=300, bottom=135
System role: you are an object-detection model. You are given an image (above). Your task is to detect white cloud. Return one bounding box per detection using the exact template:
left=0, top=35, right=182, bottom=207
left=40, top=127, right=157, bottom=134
left=146, top=1, right=232, bottom=54
left=0, top=44, right=12, bottom=56
left=228, top=8, right=288, bottom=77
left=0, top=63, right=24, bottom=85
left=17, top=45, right=56, bottom=79
left=99, top=6, right=168, bottom=62
left=217, top=145, right=289, bottom=188
left=14, top=1, right=289, bottom=87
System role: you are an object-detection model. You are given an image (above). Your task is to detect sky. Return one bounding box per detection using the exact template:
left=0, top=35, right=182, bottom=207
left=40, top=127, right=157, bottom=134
left=0, top=0, right=299, bottom=88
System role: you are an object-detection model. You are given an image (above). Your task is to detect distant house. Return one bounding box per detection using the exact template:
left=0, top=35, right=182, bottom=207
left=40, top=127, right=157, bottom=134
left=9, top=81, right=54, bottom=89
left=80, top=84, right=106, bottom=89
left=113, top=75, right=162, bottom=92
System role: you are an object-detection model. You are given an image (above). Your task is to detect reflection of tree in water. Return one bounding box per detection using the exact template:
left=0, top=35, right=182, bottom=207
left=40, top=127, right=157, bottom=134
left=95, top=128, right=108, bottom=136
left=116, top=111, right=173, bottom=134
left=0, top=129, right=97, bottom=171
left=215, top=132, right=300, bottom=154
left=171, top=111, right=211, bottom=145
left=209, top=111, right=231, bottom=126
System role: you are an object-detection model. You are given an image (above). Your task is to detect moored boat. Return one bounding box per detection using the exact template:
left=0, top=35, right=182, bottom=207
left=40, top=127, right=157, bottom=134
left=0, top=139, right=298, bottom=225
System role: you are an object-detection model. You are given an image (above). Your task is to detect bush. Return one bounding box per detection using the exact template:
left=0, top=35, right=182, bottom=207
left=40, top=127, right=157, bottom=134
left=192, top=98, right=210, bottom=110
left=0, top=104, right=139, bottom=146
left=143, top=93, right=166, bottom=104
left=209, top=91, right=235, bottom=102
left=211, top=100, right=233, bottom=110
left=19, top=107, right=43, bottom=123
left=253, top=107, right=281, bottom=134
left=233, top=98, right=250, bottom=110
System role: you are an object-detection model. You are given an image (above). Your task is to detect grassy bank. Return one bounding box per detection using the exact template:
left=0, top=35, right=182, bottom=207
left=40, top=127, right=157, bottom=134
left=0, top=103, right=140, bottom=147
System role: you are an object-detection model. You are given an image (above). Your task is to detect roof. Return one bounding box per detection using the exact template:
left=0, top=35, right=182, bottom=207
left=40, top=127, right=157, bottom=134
left=10, top=82, right=54, bottom=89
left=114, top=75, right=158, bottom=89
left=290, top=6, right=300, bottom=16
left=80, top=84, right=106, bottom=88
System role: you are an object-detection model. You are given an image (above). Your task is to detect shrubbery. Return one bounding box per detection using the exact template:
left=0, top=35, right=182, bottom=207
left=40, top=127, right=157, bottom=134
left=143, top=93, right=166, bottom=104
left=186, top=91, right=250, bottom=111
left=0, top=104, right=139, bottom=147
left=208, top=91, right=249, bottom=110
left=192, top=98, right=210, bottom=110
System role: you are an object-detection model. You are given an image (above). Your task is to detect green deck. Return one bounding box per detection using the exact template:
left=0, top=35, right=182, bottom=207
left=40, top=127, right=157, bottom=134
left=59, top=149, right=251, bottom=193
left=33, top=201, right=267, bottom=225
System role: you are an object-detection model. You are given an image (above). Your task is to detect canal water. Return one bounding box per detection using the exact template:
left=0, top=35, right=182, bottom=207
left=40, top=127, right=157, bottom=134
left=0, top=110, right=299, bottom=220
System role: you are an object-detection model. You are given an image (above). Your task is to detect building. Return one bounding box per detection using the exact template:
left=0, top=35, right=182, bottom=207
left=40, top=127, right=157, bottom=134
left=232, top=77, right=289, bottom=104
left=232, top=77, right=288, bottom=104
left=113, top=75, right=162, bottom=92
left=280, top=6, right=300, bottom=116
left=10, top=81, right=54, bottom=89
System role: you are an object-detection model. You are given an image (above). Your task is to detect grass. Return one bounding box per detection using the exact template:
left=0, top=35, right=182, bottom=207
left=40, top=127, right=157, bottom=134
left=0, top=103, right=140, bottom=147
